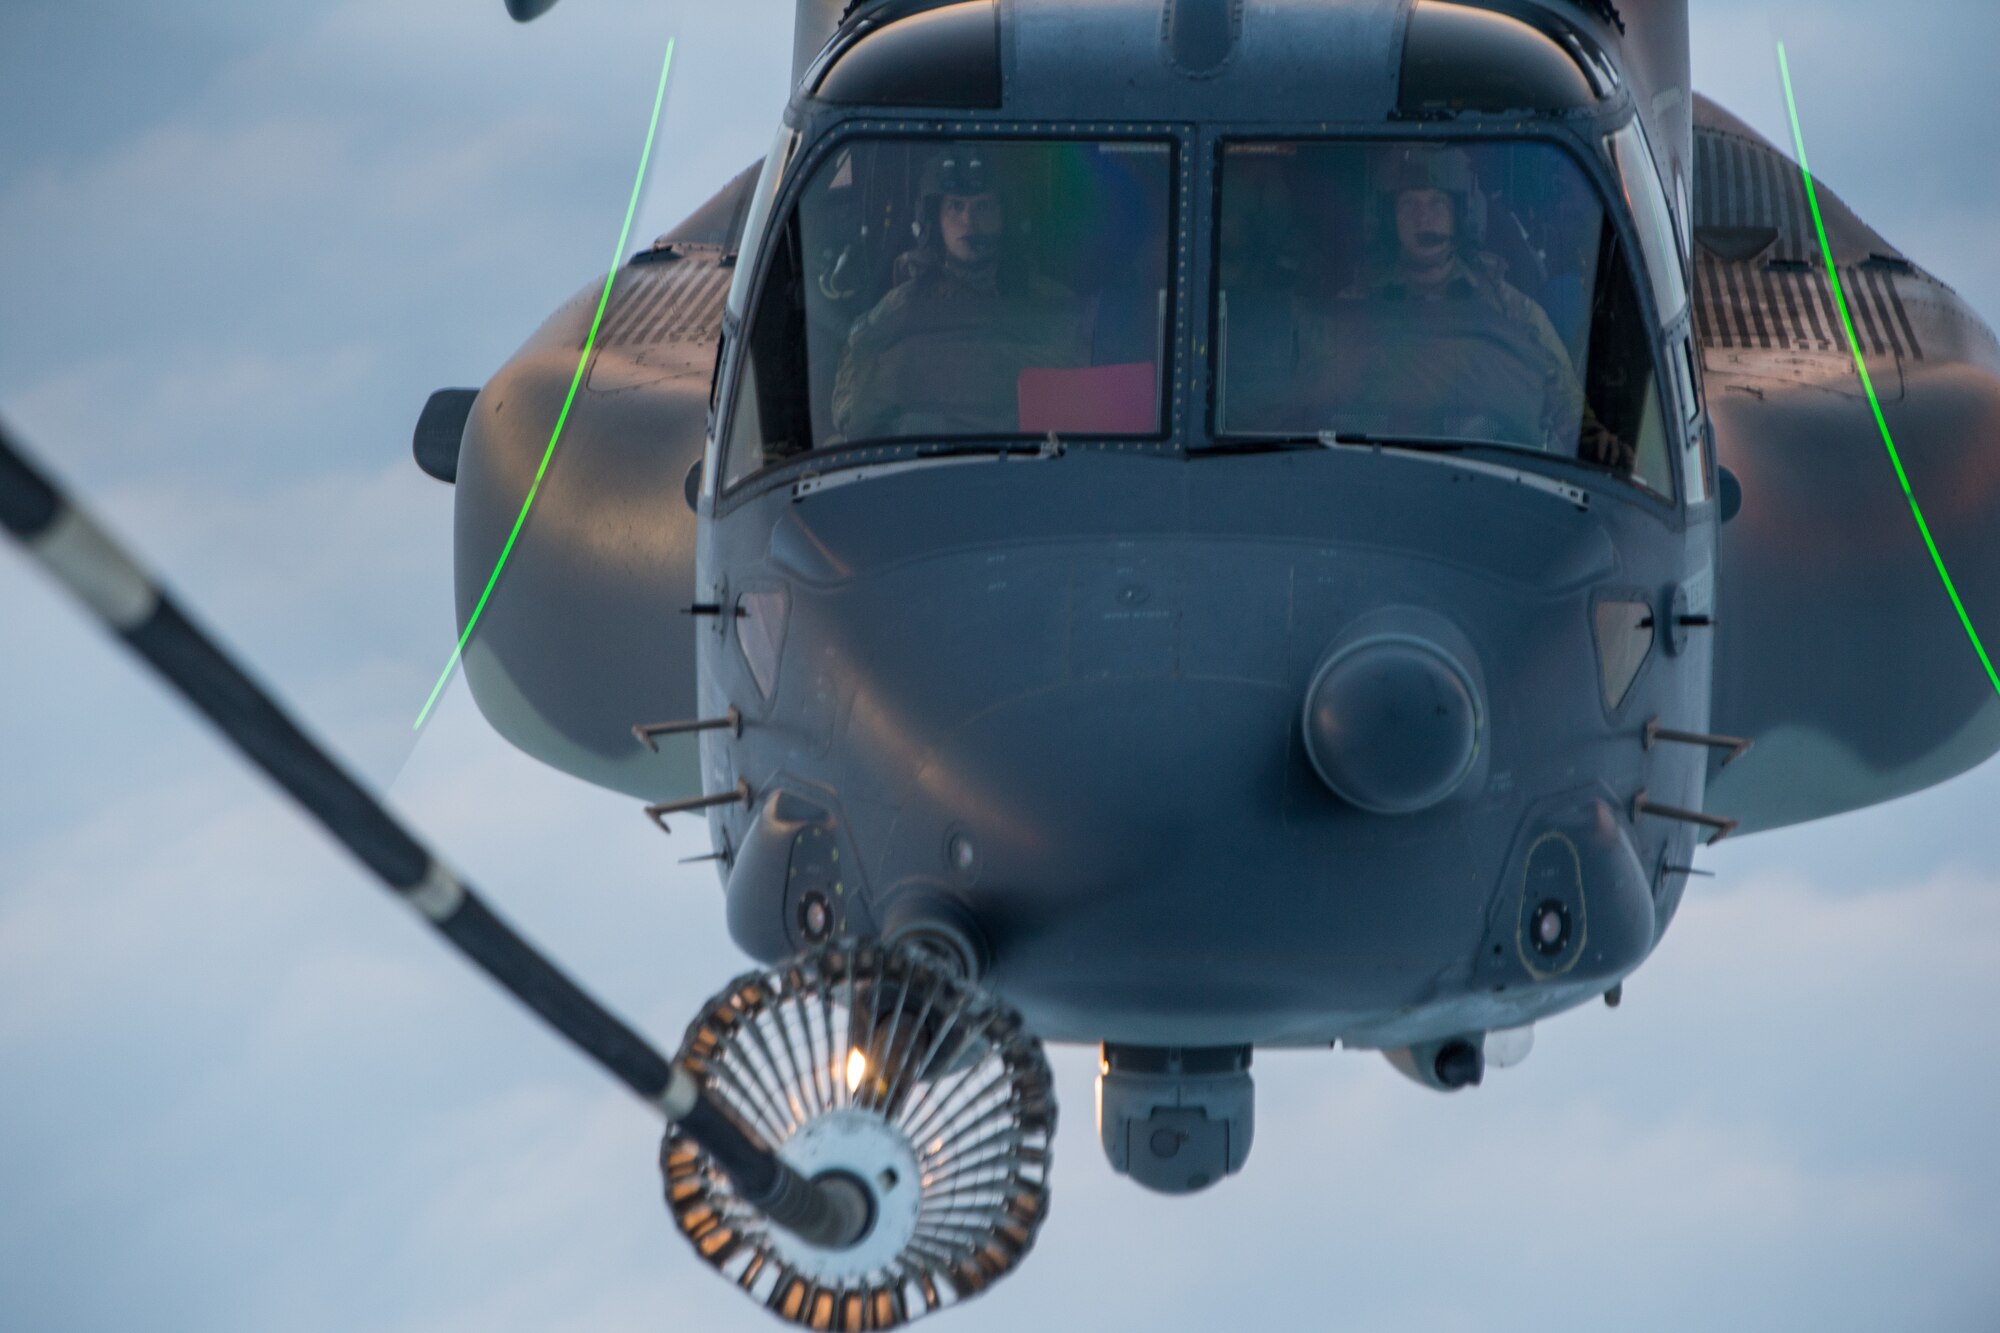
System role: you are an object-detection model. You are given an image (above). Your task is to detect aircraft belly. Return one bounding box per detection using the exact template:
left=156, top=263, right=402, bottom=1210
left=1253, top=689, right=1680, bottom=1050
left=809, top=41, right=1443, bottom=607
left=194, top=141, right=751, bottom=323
left=706, top=454, right=1698, bottom=1045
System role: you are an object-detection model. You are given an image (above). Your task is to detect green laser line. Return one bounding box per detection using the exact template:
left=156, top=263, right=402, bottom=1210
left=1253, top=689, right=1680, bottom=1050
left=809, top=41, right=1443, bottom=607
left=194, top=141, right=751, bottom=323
left=1777, top=42, right=2000, bottom=699
left=414, top=35, right=678, bottom=730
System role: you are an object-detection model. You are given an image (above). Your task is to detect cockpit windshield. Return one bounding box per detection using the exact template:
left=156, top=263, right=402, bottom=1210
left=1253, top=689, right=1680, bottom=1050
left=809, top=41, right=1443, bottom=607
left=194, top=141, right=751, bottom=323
left=722, top=137, right=1174, bottom=488
left=1214, top=139, right=1672, bottom=492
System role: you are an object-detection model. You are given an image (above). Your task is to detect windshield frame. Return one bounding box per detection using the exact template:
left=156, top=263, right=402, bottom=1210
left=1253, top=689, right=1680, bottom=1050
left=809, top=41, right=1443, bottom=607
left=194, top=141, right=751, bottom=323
left=725, top=127, right=801, bottom=322
left=1199, top=121, right=1681, bottom=508
left=1606, top=117, right=1688, bottom=325
left=713, top=119, right=1192, bottom=507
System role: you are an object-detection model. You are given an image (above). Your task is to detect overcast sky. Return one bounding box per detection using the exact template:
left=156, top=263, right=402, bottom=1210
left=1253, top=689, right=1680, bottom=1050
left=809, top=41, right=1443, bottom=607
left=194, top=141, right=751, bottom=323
left=3, top=2, right=1999, bottom=1330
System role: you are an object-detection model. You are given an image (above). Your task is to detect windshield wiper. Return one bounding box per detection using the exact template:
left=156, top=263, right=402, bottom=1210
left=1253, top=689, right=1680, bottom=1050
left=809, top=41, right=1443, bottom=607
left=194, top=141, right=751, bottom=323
left=1335, top=432, right=1595, bottom=509
left=790, top=433, right=1066, bottom=500
left=1197, top=431, right=1594, bottom=508
left=1320, top=430, right=1496, bottom=452
left=912, top=435, right=1067, bottom=460
left=1197, top=432, right=1496, bottom=456
left=1327, top=431, right=1634, bottom=491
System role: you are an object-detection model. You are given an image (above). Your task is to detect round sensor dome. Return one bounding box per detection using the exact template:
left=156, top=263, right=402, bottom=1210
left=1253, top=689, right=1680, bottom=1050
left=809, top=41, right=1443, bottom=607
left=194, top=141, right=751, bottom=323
left=1302, top=636, right=1481, bottom=814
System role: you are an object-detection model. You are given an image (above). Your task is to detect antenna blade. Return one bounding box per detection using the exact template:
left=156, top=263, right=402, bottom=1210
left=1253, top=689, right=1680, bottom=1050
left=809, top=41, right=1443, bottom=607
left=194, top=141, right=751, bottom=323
left=0, top=417, right=679, bottom=1112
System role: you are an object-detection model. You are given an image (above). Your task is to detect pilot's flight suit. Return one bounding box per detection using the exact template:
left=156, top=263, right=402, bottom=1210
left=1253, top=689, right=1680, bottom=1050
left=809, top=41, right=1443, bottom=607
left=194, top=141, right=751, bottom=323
left=831, top=255, right=1091, bottom=441
left=1319, top=254, right=1631, bottom=470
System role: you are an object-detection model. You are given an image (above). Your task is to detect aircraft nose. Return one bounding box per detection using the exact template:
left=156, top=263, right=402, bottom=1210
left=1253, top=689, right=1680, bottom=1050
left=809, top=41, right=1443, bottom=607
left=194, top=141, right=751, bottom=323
left=1302, top=635, right=1482, bottom=814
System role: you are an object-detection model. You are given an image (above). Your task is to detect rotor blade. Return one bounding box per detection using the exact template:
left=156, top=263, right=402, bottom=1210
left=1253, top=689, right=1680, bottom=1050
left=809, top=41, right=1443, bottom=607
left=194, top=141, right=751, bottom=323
left=0, top=417, right=677, bottom=1112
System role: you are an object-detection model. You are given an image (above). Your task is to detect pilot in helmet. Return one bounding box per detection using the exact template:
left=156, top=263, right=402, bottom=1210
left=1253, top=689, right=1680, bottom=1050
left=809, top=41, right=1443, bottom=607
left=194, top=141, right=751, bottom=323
left=1335, top=146, right=1630, bottom=469
left=916, top=149, right=1006, bottom=279
left=1376, top=148, right=1489, bottom=282
left=831, top=145, right=1088, bottom=442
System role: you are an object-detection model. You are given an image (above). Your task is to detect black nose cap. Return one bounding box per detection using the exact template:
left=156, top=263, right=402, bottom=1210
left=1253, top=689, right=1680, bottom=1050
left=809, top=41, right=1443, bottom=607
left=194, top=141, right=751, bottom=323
left=413, top=387, right=477, bottom=484
left=1433, top=1039, right=1485, bottom=1089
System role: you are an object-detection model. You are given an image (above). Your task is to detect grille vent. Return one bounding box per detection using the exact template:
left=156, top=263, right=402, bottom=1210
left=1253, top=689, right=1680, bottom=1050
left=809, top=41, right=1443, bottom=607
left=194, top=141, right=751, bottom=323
left=599, top=261, right=730, bottom=348
left=1694, top=257, right=1920, bottom=360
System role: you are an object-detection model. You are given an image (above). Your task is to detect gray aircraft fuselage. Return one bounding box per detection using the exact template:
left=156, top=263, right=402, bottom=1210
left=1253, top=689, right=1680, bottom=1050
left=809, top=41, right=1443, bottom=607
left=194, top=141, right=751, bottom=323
left=694, top=0, right=1707, bottom=1052
left=444, top=0, right=2000, bottom=1103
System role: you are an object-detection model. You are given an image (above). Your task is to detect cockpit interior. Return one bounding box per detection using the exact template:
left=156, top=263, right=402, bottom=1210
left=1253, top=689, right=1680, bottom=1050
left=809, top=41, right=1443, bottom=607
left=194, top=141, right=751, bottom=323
left=722, top=120, right=1696, bottom=503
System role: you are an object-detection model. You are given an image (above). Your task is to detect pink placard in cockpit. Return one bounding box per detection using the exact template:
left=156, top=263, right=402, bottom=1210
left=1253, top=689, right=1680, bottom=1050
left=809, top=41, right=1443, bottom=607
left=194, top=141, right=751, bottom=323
left=1016, top=362, right=1157, bottom=435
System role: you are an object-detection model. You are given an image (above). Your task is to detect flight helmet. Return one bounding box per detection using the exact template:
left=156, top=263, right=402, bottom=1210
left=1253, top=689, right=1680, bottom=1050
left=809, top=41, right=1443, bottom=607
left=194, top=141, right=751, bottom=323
left=913, top=146, right=1006, bottom=253
left=1369, top=145, right=1489, bottom=257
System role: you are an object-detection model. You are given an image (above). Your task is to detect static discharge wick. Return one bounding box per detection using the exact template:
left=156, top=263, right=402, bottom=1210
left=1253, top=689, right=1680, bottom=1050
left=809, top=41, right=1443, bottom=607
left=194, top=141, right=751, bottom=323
left=1777, top=41, right=2000, bottom=699
left=414, top=34, right=679, bottom=731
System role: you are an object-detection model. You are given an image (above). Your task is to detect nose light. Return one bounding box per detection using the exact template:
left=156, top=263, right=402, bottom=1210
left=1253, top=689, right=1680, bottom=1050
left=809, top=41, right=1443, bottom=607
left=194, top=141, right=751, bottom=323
left=1303, top=636, right=1481, bottom=814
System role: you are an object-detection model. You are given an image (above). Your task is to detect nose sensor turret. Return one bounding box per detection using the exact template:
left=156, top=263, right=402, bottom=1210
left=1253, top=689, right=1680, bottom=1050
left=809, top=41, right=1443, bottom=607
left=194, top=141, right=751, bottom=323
left=1097, top=1044, right=1255, bottom=1195
left=1303, top=635, right=1483, bottom=815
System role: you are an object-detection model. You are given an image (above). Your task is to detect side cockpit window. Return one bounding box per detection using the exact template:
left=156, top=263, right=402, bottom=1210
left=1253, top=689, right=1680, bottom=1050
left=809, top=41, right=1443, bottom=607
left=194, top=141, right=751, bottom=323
left=722, top=136, right=1175, bottom=490
left=1606, top=120, right=1687, bottom=324
left=1214, top=139, right=1674, bottom=496
left=1581, top=210, right=1674, bottom=494
left=726, top=127, right=799, bottom=320
left=723, top=207, right=814, bottom=488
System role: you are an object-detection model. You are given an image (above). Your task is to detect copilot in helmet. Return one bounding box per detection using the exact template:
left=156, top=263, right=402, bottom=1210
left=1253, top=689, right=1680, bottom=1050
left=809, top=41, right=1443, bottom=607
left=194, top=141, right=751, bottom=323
left=914, top=147, right=1002, bottom=249
left=1369, top=145, right=1489, bottom=257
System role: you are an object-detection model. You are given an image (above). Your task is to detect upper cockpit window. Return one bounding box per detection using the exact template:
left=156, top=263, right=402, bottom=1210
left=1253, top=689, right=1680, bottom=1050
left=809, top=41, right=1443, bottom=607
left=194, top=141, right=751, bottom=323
left=1213, top=139, right=1674, bottom=496
left=722, top=137, right=1175, bottom=489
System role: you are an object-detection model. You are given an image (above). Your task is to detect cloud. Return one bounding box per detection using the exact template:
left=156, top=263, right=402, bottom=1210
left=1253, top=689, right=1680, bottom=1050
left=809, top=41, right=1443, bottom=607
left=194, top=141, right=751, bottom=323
left=15, top=727, right=1993, bottom=1333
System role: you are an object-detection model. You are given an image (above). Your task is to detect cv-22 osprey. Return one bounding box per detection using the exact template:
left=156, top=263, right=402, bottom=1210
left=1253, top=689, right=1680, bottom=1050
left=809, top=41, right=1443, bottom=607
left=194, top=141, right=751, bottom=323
left=8, top=0, right=1998, bottom=1326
